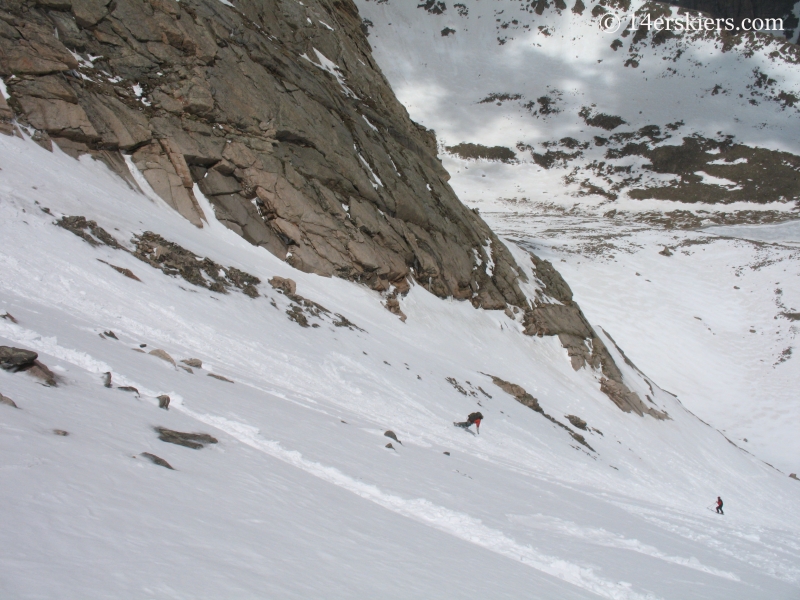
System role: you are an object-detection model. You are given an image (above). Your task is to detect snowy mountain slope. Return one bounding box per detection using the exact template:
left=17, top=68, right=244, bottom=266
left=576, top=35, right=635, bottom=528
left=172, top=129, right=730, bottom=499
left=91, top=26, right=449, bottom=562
left=472, top=197, right=800, bottom=475
left=1, top=131, right=800, bottom=597
left=356, top=0, right=800, bottom=212
left=355, top=0, right=800, bottom=474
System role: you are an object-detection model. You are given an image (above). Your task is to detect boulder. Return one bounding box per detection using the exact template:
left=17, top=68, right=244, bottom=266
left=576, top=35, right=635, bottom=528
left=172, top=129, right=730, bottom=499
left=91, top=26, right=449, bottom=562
left=269, top=276, right=297, bottom=296
left=140, top=452, right=174, bottom=469
left=181, top=358, right=202, bottom=369
left=148, top=348, right=176, bottom=366
left=0, top=346, right=38, bottom=371
left=0, top=393, right=18, bottom=408
left=155, top=426, right=217, bottom=449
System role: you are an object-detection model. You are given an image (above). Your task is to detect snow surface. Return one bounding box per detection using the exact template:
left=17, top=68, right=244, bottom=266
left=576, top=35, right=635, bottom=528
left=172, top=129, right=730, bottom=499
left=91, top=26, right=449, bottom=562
left=357, top=0, right=800, bottom=477
left=1, top=132, right=799, bottom=598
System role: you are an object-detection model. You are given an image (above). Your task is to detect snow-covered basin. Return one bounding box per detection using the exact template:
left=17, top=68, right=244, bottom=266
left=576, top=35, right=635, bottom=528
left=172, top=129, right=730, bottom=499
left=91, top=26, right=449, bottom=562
left=1, top=134, right=799, bottom=599
left=705, top=219, right=800, bottom=244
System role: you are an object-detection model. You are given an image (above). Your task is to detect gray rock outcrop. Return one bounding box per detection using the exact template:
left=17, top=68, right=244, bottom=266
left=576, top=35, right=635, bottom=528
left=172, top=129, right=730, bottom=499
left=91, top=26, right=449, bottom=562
left=0, top=0, right=525, bottom=308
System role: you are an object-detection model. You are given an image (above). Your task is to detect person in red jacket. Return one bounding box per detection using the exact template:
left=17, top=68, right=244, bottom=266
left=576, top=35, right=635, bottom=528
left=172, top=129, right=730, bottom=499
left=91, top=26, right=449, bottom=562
left=454, top=412, right=483, bottom=433
left=716, top=496, right=724, bottom=515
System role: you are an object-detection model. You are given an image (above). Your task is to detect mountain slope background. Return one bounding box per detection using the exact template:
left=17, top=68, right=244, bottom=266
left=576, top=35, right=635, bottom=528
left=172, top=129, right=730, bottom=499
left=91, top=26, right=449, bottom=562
left=0, top=133, right=799, bottom=599
left=356, top=0, right=800, bottom=476
left=0, top=0, right=798, bottom=598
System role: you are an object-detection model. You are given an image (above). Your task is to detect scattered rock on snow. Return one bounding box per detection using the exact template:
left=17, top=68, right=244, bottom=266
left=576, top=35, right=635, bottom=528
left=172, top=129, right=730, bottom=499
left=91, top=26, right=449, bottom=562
left=385, top=443, right=396, bottom=450
left=269, top=276, right=296, bottom=296
left=659, top=246, right=673, bottom=256
left=149, top=349, right=176, bottom=366
left=790, top=473, right=799, bottom=481
left=566, top=415, right=588, bottom=430
left=103, top=331, right=118, bottom=340
left=0, top=346, right=38, bottom=371
left=181, top=358, right=203, bottom=369
left=103, top=372, right=112, bottom=388
left=384, top=430, right=402, bottom=445
left=443, top=451, right=451, bottom=456
left=141, top=452, right=174, bottom=470
left=0, top=393, right=18, bottom=408
left=208, top=373, right=234, bottom=383
left=155, top=427, right=218, bottom=449
left=97, top=259, right=141, bottom=281
left=157, top=395, right=170, bottom=410
left=117, top=386, right=139, bottom=395
left=0, top=346, right=57, bottom=386
left=1, top=312, right=18, bottom=323
left=53, top=429, right=68, bottom=436
left=56, top=216, right=123, bottom=249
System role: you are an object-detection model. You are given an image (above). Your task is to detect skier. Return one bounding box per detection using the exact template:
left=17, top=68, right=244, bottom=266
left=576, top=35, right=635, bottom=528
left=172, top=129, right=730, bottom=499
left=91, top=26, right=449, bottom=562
left=454, top=412, right=483, bottom=433
left=716, top=496, right=724, bottom=515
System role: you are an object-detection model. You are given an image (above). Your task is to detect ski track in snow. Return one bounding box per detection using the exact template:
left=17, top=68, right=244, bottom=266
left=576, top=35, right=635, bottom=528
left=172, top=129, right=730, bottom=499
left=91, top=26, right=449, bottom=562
left=508, top=514, right=740, bottom=581
left=172, top=401, right=661, bottom=600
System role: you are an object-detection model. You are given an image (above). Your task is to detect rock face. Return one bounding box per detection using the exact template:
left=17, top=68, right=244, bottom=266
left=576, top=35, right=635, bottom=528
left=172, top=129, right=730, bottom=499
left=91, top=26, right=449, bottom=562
left=0, top=0, right=525, bottom=309
left=0, top=0, right=664, bottom=419
left=522, top=256, right=668, bottom=420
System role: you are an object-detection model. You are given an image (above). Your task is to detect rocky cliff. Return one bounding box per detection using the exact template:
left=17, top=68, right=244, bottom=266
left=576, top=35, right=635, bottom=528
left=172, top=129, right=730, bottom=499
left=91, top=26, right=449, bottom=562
left=0, top=0, right=527, bottom=308
left=0, top=0, right=662, bottom=418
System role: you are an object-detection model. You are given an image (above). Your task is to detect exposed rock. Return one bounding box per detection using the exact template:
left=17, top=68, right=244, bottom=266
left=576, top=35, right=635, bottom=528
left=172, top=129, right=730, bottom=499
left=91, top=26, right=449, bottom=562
left=443, top=451, right=450, bottom=456
left=98, top=259, right=141, bottom=281
left=269, top=276, right=296, bottom=296
left=790, top=473, right=799, bottom=480
left=56, top=216, right=123, bottom=248
left=0, top=345, right=56, bottom=385
left=384, top=430, right=402, bottom=445
left=157, top=394, right=170, bottom=410
left=132, top=232, right=260, bottom=297
left=659, top=246, right=673, bottom=256
left=208, top=373, right=233, bottom=383
left=155, top=426, right=217, bottom=449
left=181, top=358, right=202, bottom=369
left=53, top=429, right=69, bottom=436
left=1, top=312, right=18, bottom=324
left=117, top=385, right=139, bottom=394
left=523, top=252, right=667, bottom=419
left=103, top=330, right=118, bottom=339
left=384, top=290, right=407, bottom=322
left=385, top=442, right=395, bottom=450
left=0, top=0, right=527, bottom=310
left=566, top=415, right=588, bottom=431
left=489, top=375, right=595, bottom=452
left=0, top=91, right=14, bottom=136
left=141, top=452, right=174, bottom=470
left=102, top=371, right=112, bottom=388
left=0, top=346, right=38, bottom=371
left=148, top=348, right=176, bottom=366
left=0, top=393, right=18, bottom=408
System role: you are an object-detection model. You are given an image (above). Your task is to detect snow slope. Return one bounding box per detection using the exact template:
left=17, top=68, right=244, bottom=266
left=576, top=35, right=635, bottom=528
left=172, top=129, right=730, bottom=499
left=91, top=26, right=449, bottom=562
left=1, top=133, right=799, bottom=598
left=356, top=0, right=800, bottom=476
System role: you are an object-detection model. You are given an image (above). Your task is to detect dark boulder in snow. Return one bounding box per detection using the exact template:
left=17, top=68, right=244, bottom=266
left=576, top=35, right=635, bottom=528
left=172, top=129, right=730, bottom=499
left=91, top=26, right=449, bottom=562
left=384, top=430, right=402, bottom=445
left=157, top=395, right=171, bottom=410
left=0, top=346, right=57, bottom=386
left=155, top=427, right=218, bottom=449
left=141, top=452, right=174, bottom=470
left=181, top=358, right=203, bottom=369
left=0, top=346, right=38, bottom=371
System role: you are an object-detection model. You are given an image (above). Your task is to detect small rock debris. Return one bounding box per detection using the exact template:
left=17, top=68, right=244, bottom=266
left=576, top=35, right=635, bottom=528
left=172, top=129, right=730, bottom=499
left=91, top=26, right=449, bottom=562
left=141, top=452, right=174, bottom=470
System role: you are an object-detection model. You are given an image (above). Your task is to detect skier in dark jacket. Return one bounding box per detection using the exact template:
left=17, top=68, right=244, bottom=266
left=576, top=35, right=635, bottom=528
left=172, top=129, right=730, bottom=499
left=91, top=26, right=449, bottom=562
left=454, top=412, right=483, bottom=433
left=716, top=497, right=724, bottom=515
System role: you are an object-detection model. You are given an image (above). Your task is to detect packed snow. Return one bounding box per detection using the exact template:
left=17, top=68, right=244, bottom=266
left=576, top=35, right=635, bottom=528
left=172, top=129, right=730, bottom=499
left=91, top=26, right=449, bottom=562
left=1, top=129, right=799, bottom=598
